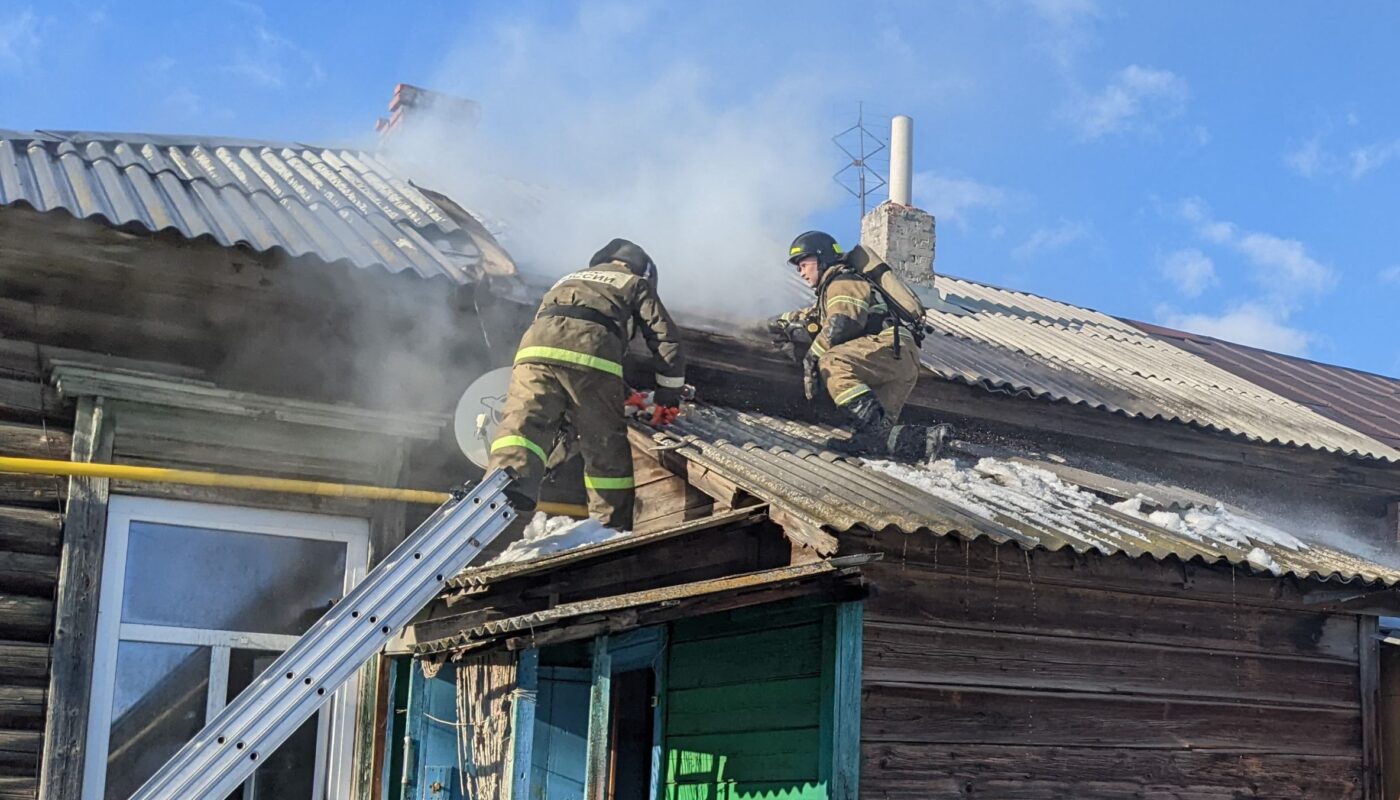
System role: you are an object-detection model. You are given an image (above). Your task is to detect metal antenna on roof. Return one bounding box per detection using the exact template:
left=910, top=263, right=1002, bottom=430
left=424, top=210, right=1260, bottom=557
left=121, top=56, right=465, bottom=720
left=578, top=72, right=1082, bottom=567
left=833, top=102, right=888, bottom=218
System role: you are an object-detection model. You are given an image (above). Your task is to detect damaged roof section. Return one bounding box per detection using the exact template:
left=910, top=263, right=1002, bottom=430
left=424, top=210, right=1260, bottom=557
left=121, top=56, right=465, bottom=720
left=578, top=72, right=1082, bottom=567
left=651, top=404, right=1400, bottom=587
left=0, top=129, right=516, bottom=284
left=407, top=507, right=872, bottom=656
left=921, top=275, right=1400, bottom=462
left=415, top=555, right=873, bottom=656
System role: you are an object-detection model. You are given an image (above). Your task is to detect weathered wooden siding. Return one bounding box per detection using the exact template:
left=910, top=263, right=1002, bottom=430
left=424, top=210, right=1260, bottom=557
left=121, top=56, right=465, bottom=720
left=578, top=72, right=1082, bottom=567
left=0, top=357, right=72, bottom=800
left=858, top=536, right=1365, bottom=800
left=0, top=198, right=518, bottom=800
left=0, top=334, right=449, bottom=800
left=663, top=605, right=829, bottom=800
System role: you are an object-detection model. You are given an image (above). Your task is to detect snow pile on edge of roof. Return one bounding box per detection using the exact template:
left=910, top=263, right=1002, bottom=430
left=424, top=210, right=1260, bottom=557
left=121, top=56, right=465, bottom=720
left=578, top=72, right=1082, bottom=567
left=489, top=513, right=627, bottom=565
left=1109, top=496, right=1308, bottom=552
left=869, top=456, right=1309, bottom=568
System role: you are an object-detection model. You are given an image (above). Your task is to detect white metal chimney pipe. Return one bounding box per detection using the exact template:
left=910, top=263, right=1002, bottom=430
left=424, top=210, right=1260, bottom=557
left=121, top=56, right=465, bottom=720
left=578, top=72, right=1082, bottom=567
left=889, top=114, right=913, bottom=205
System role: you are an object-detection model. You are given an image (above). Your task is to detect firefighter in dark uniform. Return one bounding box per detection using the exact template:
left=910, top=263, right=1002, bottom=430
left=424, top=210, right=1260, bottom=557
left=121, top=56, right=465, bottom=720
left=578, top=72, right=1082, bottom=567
left=489, top=239, right=685, bottom=530
left=769, top=231, right=946, bottom=460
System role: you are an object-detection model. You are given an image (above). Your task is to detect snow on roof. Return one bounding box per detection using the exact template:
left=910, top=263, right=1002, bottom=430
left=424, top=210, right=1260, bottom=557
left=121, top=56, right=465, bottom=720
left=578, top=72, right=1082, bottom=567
left=650, top=404, right=1400, bottom=587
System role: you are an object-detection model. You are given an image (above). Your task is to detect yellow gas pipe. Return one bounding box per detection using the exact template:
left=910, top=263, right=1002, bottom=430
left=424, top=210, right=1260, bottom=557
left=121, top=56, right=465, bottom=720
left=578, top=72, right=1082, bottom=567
left=0, top=456, right=588, bottom=517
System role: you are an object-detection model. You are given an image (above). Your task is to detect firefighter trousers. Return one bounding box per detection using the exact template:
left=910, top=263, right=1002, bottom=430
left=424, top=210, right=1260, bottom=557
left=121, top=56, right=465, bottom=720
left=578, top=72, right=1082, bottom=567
left=487, top=362, right=635, bottom=530
left=818, top=333, right=920, bottom=421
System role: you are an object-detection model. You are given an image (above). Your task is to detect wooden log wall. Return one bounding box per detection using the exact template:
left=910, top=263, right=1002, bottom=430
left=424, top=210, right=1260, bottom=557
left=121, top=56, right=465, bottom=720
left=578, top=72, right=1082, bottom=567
left=0, top=330, right=444, bottom=799
left=0, top=341, right=72, bottom=800
left=0, top=208, right=508, bottom=800
left=857, top=534, right=1367, bottom=800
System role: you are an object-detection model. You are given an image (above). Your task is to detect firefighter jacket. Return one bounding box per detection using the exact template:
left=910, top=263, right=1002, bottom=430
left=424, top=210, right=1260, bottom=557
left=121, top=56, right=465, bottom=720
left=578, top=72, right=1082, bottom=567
left=516, top=260, right=686, bottom=388
left=808, top=266, right=917, bottom=361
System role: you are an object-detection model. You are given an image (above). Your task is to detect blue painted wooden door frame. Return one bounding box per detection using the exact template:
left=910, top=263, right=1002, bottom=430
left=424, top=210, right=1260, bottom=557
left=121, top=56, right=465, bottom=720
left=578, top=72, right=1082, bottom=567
left=402, top=662, right=463, bottom=800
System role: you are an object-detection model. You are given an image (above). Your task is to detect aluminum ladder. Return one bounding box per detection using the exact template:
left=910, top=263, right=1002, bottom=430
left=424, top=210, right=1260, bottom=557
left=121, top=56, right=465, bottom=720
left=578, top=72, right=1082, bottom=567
left=130, top=469, right=519, bottom=800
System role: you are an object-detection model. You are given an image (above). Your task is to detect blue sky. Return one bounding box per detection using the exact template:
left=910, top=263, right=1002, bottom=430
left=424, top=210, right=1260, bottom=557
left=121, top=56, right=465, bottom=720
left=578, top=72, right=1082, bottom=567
left=2, top=1, right=1398, bottom=377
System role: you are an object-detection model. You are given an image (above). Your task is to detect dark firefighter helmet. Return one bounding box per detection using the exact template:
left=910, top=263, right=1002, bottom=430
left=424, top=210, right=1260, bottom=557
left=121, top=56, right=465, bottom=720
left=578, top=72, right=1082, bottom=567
left=591, top=238, right=658, bottom=287
left=787, top=230, right=844, bottom=270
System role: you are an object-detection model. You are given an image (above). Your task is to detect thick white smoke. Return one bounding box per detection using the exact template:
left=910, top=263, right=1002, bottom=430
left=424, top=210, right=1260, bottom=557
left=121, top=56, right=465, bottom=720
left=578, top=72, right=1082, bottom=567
left=378, top=3, right=845, bottom=323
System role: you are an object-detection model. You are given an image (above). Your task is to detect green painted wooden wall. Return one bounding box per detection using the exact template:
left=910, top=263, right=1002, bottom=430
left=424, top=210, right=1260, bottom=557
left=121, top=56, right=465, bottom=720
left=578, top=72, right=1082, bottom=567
left=661, top=604, right=831, bottom=800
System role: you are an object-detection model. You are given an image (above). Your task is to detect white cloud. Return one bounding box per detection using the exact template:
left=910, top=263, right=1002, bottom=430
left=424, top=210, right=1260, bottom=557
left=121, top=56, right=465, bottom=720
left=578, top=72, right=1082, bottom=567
left=1012, top=220, right=1088, bottom=260
left=1176, top=197, right=1335, bottom=303
left=1285, top=128, right=1400, bottom=181
left=1067, top=65, right=1190, bottom=140
left=164, top=86, right=205, bottom=117
left=1178, top=197, right=1207, bottom=223
left=224, top=3, right=323, bottom=89
left=1349, top=138, right=1400, bottom=179
left=1164, top=197, right=1338, bottom=356
left=1159, top=248, right=1217, bottom=298
left=1159, top=304, right=1313, bottom=356
left=0, top=9, right=39, bottom=70
left=1284, top=137, right=1326, bottom=178
left=1022, top=0, right=1099, bottom=69
left=1025, top=0, right=1099, bottom=26
left=1379, top=265, right=1400, bottom=285
left=912, top=172, right=1008, bottom=228
left=1234, top=231, right=1335, bottom=295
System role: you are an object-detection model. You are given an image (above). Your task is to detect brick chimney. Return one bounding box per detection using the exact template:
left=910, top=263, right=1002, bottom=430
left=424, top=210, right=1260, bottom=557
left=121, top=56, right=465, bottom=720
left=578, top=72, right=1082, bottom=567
left=376, top=83, right=481, bottom=141
left=859, top=115, right=936, bottom=287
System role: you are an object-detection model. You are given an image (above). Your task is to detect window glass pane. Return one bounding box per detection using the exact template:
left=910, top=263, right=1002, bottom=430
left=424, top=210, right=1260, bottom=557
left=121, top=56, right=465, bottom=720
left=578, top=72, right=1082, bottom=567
left=223, top=649, right=320, bottom=799
left=105, top=642, right=210, bottom=800
left=121, top=522, right=348, bottom=635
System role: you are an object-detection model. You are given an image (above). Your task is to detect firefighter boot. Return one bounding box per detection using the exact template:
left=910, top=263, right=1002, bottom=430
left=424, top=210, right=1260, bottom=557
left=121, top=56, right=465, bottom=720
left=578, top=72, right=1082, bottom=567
left=888, top=422, right=954, bottom=463
left=827, top=395, right=894, bottom=457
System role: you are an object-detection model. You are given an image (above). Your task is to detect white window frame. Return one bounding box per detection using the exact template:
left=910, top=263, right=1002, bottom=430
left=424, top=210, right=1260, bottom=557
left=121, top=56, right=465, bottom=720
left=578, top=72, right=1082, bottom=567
left=84, top=495, right=370, bottom=800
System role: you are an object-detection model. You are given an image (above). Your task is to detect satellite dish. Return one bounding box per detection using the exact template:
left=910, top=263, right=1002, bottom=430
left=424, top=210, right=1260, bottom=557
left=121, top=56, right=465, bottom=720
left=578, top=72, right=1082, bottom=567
left=454, top=367, right=513, bottom=467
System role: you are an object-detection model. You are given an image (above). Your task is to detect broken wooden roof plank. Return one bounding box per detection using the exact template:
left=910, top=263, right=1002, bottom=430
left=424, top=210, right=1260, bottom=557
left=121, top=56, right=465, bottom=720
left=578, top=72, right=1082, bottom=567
left=413, top=554, right=879, bottom=655
left=445, top=505, right=770, bottom=590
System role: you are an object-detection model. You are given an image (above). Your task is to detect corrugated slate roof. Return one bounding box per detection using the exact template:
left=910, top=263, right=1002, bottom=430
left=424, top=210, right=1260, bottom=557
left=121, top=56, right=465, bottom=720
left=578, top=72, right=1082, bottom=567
left=0, top=129, right=506, bottom=283
left=922, top=274, right=1400, bottom=462
left=1134, top=320, right=1400, bottom=452
left=651, top=404, right=1400, bottom=587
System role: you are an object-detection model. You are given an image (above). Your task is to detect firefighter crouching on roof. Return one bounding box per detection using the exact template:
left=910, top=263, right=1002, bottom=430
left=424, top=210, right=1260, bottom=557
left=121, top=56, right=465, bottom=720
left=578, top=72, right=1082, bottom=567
left=768, top=230, right=949, bottom=461
left=489, top=238, right=685, bottom=530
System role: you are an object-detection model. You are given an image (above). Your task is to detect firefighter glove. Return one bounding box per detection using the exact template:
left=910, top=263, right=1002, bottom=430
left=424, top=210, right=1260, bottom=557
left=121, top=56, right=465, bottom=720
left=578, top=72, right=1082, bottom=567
left=765, top=314, right=790, bottom=339
left=650, top=404, right=681, bottom=428
left=623, top=390, right=651, bottom=416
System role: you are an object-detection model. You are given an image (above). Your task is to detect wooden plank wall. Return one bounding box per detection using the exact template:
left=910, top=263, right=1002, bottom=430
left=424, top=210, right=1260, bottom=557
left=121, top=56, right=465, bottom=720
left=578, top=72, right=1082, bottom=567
left=0, top=335, right=437, bottom=800
left=0, top=208, right=493, bottom=800
left=858, top=535, right=1366, bottom=800
left=631, top=442, right=718, bottom=533
left=0, top=344, right=74, bottom=800
left=662, top=605, right=829, bottom=800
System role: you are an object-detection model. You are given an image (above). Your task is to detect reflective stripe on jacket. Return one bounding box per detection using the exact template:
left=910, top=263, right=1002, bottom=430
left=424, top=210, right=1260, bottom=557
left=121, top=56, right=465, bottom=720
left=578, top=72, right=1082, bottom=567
left=515, top=260, right=686, bottom=384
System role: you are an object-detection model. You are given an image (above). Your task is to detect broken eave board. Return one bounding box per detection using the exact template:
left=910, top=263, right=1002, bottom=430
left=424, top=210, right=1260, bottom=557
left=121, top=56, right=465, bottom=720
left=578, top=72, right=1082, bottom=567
left=411, top=554, right=878, bottom=656
left=445, top=506, right=769, bottom=590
